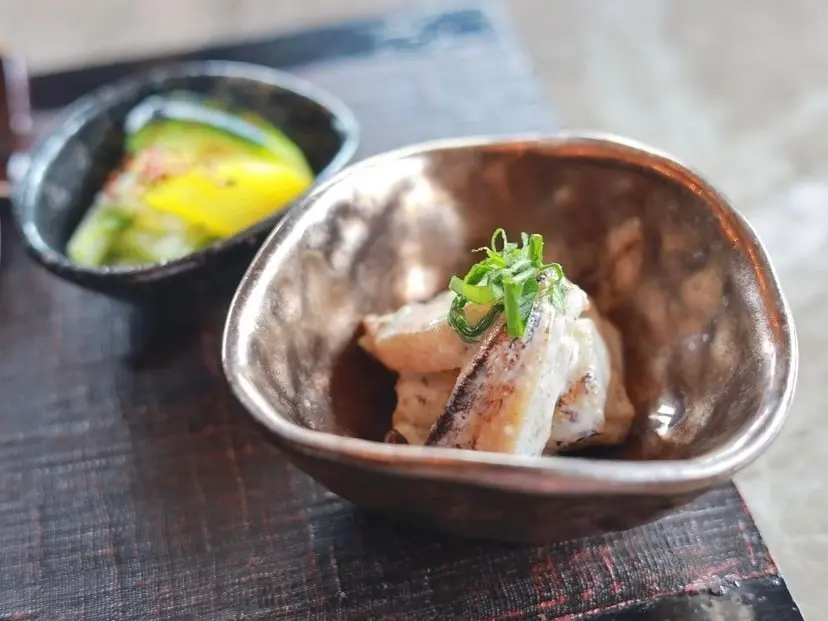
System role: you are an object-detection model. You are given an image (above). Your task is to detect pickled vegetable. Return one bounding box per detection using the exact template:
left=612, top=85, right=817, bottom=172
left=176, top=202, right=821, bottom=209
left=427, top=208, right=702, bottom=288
left=144, top=157, right=312, bottom=237
left=66, top=92, right=314, bottom=268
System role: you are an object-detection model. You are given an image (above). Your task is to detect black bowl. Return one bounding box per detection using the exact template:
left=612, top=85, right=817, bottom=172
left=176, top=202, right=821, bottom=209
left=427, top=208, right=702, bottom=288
left=11, top=61, right=359, bottom=305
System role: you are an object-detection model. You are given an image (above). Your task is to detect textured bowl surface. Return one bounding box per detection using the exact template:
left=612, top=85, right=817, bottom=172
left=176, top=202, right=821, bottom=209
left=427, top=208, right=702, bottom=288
left=11, top=60, right=359, bottom=303
left=223, top=133, right=797, bottom=543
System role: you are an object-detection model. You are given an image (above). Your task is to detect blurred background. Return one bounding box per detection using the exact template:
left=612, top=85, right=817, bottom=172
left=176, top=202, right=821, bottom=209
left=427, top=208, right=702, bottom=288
left=2, top=0, right=825, bottom=617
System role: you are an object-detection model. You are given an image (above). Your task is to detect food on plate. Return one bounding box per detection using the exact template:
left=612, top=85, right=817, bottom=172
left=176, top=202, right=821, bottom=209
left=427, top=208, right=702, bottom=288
left=359, top=228, right=635, bottom=457
left=67, top=92, right=314, bottom=267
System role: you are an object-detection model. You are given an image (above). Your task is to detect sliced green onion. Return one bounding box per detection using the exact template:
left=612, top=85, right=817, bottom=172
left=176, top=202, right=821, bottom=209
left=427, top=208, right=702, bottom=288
left=528, top=233, right=543, bottom=265
left=542, top=261, right=564, bottom=281
left=449, top=275, right=497, bottom=306
left=550, top=277, right=569, bottom=313
left=502, top=277, right=524, bottom=338
left=446, top=229, right=569, bottom=341
left=491, top=228, right=508, bottom=253
left=448, top=295, right=502, bottom=343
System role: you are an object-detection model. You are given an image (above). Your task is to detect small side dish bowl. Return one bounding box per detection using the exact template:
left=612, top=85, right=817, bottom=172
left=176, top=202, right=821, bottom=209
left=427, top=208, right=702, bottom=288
left=11, top=60, right=359, bottom=303
left=222, top=134, right=797, bottom=543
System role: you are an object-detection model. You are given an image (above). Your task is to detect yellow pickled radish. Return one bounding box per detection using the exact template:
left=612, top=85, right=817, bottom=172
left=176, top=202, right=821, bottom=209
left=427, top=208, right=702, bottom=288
left=143, top=157, right=313, bottom=237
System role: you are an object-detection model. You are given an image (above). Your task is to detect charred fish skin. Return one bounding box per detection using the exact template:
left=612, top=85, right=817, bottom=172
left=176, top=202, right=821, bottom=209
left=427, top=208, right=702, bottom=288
left=426, top=282, right=587, bottom=456
left=425, top=315, right=527, bottom=448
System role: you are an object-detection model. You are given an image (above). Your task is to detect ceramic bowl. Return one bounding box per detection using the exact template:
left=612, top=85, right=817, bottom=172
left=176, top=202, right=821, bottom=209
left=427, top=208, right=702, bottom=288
left=11, top=60, right=359, bottom=304
left=222, top=133, right=797, bottom=543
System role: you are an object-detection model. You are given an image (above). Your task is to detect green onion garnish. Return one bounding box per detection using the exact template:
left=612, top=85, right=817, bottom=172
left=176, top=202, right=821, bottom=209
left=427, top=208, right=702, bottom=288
left=447, top=229, right=567, bottom=342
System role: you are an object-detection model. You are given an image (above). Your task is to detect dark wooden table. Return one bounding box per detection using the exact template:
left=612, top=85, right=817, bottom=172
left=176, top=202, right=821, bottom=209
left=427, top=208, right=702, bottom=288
left=0, top=2, right=804, bottom=619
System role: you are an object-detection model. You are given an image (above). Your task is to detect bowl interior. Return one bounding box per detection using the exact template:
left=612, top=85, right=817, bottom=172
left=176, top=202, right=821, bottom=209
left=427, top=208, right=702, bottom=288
left=231, top=137, right=795, bottom=463
left=18, top=63, right=354, bottom=267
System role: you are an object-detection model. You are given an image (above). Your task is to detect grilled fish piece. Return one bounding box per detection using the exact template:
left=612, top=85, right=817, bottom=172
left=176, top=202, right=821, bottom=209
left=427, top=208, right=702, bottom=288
left=384, top=301, right=635, bottom=454
left=586, top=314, right=636, bottom=447
left=425, top=282, right=588, bottom=455
left=545, top=316, right=613, bottom=452
left=390, top=371, right=458, bottom=445
left=387, top=315, right=635, bottom=453
left=545, top=305, right=634, bottom=453
left=358, top=291, right=490, bottom=373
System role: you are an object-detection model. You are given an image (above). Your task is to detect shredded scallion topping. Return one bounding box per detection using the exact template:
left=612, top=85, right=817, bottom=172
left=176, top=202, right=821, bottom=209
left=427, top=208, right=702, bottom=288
left=447, top=229, right=567, bottom=342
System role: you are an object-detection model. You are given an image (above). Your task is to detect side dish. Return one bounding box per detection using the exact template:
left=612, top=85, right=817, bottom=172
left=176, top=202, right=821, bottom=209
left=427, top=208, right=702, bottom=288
left=359, top=229, right=635, bottom=456
left=67, top=92, right=314, bottom=267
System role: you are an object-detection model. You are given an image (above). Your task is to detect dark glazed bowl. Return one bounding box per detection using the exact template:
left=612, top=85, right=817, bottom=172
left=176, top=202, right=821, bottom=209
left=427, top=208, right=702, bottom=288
left=222, top=134, right=797, bottom=544
left=11, top=61, right=359, bottom=304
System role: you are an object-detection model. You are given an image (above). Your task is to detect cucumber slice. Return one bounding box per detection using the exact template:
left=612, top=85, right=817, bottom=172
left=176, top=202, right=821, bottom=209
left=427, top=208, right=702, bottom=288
left=111, top=214, right=217, bottom=265
left=66, top=204, right=134, bottom=267
left=125, top=93, right=314, bottom=178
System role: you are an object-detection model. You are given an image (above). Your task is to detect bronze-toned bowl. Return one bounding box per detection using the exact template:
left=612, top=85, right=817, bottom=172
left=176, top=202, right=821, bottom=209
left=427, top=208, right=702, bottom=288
left=222, top=134, right=797, bottom=544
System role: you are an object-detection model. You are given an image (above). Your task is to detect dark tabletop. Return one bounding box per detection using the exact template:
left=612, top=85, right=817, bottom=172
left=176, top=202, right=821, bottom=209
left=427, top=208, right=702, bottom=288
left=0, top=2, right=803, bottom=620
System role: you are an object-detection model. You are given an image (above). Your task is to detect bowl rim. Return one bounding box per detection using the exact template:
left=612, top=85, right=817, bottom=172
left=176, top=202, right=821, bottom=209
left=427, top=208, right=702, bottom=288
left=12, top=59, right=360, bottom=280
left=222, top=131, right=799, bottom=496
